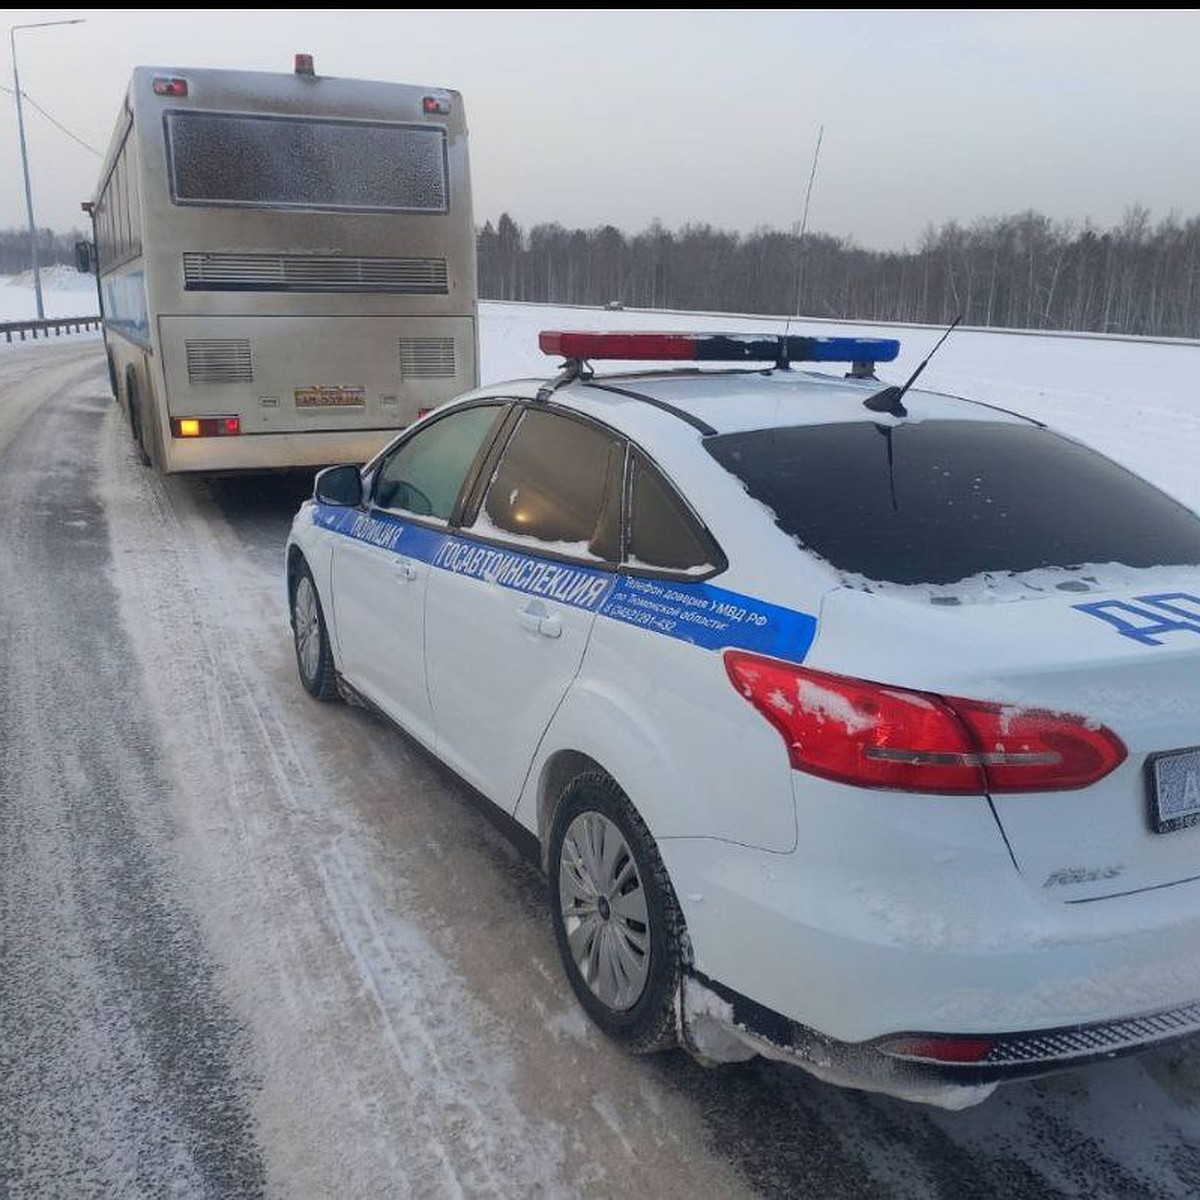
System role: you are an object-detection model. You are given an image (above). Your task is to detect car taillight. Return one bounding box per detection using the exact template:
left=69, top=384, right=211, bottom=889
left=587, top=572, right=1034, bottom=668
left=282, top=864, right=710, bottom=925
left=943, top=694, right=1126, bottom=792
left=723, top=651, right=1126, bottom=794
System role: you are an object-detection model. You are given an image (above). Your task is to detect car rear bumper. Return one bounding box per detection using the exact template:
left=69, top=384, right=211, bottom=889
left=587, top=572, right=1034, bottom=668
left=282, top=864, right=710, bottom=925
left=661, top=827, right=1200, bottom=1052
left=694, top=968, right=1200, bottom=1081
left=684, top=968, right=1200, bottom=1108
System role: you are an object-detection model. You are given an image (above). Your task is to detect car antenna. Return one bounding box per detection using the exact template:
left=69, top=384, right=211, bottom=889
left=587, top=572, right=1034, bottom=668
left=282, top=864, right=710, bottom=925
left=783, top=124, right=824, bottom=349
left=863, top=315, right=962, bottom=417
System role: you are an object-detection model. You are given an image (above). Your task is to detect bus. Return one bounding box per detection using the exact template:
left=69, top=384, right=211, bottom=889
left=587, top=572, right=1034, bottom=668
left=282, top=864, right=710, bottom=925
left=80, top=56, right=478, bottom=473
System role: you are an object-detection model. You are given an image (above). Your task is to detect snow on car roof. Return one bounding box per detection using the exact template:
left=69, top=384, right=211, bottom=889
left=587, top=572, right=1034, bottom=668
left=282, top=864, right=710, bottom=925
left=587, top=369, right=1033, bottom=436
left=452, top=366, right=1033, bottom=441
left=473, top=371, right=1030, bottom=445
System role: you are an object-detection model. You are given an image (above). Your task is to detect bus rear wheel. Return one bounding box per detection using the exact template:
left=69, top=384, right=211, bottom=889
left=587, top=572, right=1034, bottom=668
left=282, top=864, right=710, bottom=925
left=126, top=371, right=151, bottom=467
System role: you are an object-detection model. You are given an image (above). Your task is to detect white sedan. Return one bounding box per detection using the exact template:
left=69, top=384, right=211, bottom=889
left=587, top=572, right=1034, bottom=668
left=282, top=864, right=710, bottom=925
left=286, top=329, right=1200, bottom=1107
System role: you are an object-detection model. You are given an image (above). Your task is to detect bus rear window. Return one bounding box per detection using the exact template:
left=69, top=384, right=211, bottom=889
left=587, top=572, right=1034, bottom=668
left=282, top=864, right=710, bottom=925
left=704, top=420, right=1200, bottom=585
left=166, top=111, right=448, bottom=213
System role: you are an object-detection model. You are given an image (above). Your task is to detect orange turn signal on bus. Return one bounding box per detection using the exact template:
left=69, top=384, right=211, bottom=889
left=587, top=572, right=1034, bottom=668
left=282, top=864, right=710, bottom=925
left=171, top=416, right=241, bottom=438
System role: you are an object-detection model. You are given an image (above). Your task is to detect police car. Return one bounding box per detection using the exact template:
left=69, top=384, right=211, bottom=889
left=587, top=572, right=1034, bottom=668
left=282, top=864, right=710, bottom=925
left=286, top=329, right=1200, bottom=1106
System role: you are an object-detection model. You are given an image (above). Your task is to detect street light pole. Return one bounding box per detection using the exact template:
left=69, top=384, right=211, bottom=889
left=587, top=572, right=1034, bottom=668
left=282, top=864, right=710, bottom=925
left=10, top=19, right=84, bottom=321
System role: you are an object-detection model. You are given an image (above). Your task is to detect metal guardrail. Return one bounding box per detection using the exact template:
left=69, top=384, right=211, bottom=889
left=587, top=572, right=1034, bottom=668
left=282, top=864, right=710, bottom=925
left=1, top=316, right=101, bottom=344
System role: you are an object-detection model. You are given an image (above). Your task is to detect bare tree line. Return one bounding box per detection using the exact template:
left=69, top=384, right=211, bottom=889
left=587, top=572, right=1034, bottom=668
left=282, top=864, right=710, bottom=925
left=7, top=206, right=1197, bottom=338
left=479, top=207, right=1200, bottom=337
left=0, top=227, right=88, bottom=276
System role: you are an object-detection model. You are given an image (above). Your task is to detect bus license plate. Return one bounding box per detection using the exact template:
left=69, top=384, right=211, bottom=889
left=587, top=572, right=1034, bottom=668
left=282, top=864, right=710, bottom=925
left=295, top=385, right=366, bottom=408
left=1150, top=747, right=1200, bottom=833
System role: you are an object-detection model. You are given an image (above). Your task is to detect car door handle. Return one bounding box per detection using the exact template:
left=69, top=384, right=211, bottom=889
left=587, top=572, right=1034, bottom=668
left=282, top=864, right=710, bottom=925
left=395, top=558, right=418, bottom=581
left=517, top=603, right=562, bottom=639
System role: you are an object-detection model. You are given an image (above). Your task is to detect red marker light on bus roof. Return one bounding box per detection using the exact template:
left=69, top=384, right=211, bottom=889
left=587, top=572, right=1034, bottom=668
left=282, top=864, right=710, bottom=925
left=422, top=95, right=451, bottom=115
left=152, top=76, right=188, bottom=97
left=295, top=53, right=315, bottom=76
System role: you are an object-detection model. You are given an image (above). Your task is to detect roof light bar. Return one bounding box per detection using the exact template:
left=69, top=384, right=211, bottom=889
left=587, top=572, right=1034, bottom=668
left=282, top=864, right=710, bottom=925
left=538, top=330, right=900, bottom=367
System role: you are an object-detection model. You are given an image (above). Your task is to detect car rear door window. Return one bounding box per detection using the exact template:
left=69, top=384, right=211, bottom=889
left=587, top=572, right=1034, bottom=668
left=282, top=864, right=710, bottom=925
left=627, top=451, right=720, bottom=575
left=470, top=408, right=623, bottom=561
left=705, top=419, right=1200, bottom=585
left=373, top=405, right=503, bottom=521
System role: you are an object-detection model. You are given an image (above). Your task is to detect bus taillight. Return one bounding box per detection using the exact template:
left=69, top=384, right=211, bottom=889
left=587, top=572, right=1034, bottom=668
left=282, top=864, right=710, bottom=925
left=172, top=416, right=241, bottom=438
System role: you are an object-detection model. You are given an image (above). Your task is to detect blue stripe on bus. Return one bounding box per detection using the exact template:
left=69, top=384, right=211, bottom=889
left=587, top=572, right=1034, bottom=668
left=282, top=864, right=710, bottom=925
left=313, top=503, right=817, bottom=660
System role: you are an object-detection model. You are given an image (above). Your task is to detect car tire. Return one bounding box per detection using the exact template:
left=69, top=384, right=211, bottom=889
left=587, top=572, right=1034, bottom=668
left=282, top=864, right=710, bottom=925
left=548, top=771, right=684, bottom=1054
left=291, top=561, right=339, bottom=701
left=127, top=371, right=151, bottom=467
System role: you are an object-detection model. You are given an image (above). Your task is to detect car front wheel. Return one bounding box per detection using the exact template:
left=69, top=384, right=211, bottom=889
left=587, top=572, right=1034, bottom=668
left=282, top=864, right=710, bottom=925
left=291, top=562, right=339, bottom=701
left=548, top=772, right=684, bottom=1054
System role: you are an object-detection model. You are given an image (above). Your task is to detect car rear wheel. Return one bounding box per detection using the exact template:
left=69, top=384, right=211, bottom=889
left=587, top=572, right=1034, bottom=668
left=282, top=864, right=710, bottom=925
left=548, top=772, right=683, bottom=1053
left=291, top=562, right=339, bottom=701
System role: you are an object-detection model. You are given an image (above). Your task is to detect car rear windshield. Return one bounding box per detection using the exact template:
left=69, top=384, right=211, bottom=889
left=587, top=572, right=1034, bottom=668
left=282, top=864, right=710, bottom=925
left=704, top=420, right=1200, bottom=585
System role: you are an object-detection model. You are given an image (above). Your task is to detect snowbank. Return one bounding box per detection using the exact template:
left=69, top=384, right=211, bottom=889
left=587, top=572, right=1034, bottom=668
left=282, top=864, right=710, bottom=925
left=0, top=269, right=99, bottom=323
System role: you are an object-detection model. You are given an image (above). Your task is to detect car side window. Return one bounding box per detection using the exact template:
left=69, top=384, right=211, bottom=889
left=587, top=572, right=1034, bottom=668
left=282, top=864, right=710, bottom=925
left=469, top=407, right=623, bottom=561
left=373, top=405, right=503, bottom=521
left=627, top=451, right=720, bottom=574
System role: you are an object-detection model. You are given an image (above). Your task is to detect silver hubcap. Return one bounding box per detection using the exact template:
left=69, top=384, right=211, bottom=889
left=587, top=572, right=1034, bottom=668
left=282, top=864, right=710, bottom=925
left=558, top=812, right=650, bottom=1011
left=294, top=576, right=321, bottom=682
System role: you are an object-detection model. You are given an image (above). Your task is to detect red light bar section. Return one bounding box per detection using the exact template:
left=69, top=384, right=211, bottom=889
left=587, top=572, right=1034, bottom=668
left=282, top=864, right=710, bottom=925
left=152, top=76, right=188, bottom=97
left=539, top=331, right=696, bottom=361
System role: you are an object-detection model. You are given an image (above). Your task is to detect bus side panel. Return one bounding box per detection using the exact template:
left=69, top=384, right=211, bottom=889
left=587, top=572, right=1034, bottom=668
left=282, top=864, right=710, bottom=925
left=100, top=262, right=153, bottom=439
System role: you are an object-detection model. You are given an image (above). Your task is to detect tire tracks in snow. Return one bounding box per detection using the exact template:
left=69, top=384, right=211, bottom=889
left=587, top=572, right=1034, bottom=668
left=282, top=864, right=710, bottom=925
left=97, top=396, right=579, bottom=1196
left=0, top=348, right=265, bottom=1198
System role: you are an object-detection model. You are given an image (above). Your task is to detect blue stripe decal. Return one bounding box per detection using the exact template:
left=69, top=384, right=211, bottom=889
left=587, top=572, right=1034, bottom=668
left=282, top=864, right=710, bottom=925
left=314, top=503, right=817, bottom=660
left=599, top=574, right=816, bottom=658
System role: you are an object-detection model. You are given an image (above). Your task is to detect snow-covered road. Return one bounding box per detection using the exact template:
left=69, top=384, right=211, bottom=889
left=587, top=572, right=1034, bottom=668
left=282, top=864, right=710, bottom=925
left=3, top=319, right=1200, bottom=1198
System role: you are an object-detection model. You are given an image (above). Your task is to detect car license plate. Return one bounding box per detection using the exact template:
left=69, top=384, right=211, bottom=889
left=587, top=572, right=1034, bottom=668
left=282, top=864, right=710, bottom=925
left=295, top=385, right=365, bottom=408
left=1149, top=747, right=1200, bottom=833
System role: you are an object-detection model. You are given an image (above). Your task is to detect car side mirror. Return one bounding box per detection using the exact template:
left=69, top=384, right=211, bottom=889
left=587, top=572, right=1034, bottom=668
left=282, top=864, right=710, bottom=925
left=313, top=464, right=363, bottom=507
left=74, top=240, right=95, bottom=274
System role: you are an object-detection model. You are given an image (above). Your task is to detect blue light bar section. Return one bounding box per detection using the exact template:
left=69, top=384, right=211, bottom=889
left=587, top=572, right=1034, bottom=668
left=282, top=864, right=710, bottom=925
left=801, top=336, right=900, bottom=364
left=689, top=333, right=900, bottom=365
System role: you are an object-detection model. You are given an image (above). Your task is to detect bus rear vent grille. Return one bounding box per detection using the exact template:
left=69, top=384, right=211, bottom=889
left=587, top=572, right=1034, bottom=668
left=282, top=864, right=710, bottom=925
left=183, top=253, right=449, bottom=294
left=399, top=337, right=456, bottom=379
left=185, top=338, right=253, bottom=384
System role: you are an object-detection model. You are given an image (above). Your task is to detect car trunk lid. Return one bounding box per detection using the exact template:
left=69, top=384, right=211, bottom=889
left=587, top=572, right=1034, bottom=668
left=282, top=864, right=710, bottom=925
left=812, top=579, right=1200, bottom=902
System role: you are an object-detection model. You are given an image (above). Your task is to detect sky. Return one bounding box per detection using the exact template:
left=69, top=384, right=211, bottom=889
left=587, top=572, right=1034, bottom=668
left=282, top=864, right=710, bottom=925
left=2, top=8, right=1199, bottom=251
